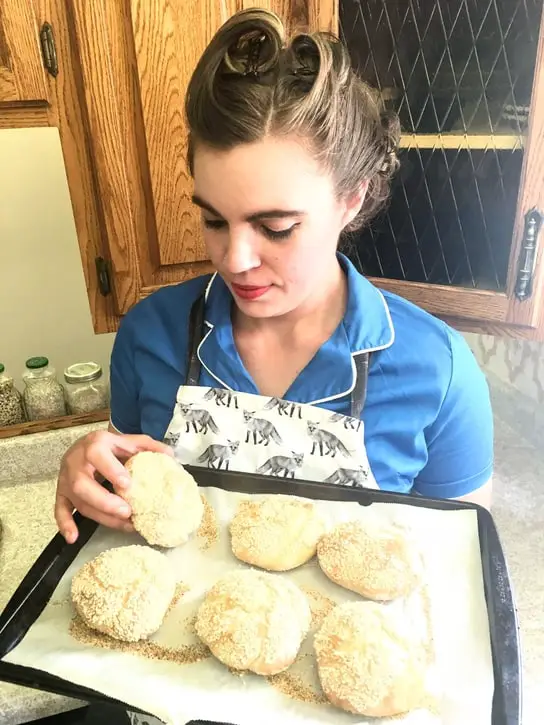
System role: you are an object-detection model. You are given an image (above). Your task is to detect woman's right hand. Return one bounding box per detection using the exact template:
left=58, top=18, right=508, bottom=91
left=55, top=430, right=173, bottom=544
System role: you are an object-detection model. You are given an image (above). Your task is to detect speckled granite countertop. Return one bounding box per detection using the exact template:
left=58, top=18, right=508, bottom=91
left=0, top=389, right=543, bottom=724
left=0, top=422, right=106, bottom=725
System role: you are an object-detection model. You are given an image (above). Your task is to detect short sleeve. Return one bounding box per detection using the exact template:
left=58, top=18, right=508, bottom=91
left=413, top=329, right=493, bottom=498
left=109, top=315, right=141, bottom=434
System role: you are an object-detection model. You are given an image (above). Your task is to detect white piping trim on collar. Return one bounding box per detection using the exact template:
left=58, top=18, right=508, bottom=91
left=204, top=272, right=217, bottom=302
left=352, top=289, right=396, bottom=355
left=109, top=418, right=124, bottom=434
left=306, top=289, right=395, bottom=406
left=308, top=355, right=358, bottom=406
left=196, top=322, right=234, bottom=391
left=197, top=282, right=395, bottom=407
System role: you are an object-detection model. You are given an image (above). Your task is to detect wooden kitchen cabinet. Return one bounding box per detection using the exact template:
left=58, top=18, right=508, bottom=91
left=341, top=0, right=544, bottom=338
left=2, top=1, right=544, bottom=339
left=0, top=1, right=49, bottom=109
left=60, top=0, right=338, bottom=330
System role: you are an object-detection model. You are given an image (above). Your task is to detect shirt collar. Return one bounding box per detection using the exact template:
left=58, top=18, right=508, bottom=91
left=198, top=254, right=395, bottom=402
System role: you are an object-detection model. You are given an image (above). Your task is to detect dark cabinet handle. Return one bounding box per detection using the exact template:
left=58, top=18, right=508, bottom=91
left=39, top=23, right=58, bottom=78
left=95, top=257, right=112, bottom=297
left=515, top=208, right=542, bottom=301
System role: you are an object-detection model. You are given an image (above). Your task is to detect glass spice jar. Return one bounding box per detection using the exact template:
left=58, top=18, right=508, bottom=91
left=23, top=357, right=67, bottom=421
left=64, top=362, right=109, bottom=415
left=0, top=364, right=26, bottom=426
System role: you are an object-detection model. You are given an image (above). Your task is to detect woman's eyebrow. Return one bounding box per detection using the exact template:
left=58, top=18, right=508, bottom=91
left=192, top=194, right=305, bottom=221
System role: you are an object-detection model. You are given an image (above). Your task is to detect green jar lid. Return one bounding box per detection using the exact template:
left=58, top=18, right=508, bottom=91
left=0, top=364, right=4, bottom=374
left=26, top=356, right=49, bottom=369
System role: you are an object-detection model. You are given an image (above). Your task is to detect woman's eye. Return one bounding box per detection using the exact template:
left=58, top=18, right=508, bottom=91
left=262, top=224, right=298, bottom=240
left=203, top=219, right=226, bottom=230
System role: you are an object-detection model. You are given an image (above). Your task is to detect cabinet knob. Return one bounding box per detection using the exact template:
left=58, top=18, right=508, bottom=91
left=515, top=208, right=542, bottom=301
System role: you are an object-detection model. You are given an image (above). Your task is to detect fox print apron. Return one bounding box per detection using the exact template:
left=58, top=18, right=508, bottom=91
left=164, top=293, right=379, bottom=490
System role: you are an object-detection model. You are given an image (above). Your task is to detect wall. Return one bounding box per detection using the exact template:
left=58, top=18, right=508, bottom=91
left=466, top=333, right=544, bottom=405
left=465, top=332, right=544, bottom=449
left=0, top=127, right=114, bottom=390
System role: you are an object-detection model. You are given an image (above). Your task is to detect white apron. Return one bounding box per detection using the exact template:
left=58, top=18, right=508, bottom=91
left=164, top=292, right=378, bottom=490
left=128, top=292, right=378, bottom=724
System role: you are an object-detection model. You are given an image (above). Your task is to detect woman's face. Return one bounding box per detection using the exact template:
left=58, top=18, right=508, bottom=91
left=192, top=136, right=363, bottom=318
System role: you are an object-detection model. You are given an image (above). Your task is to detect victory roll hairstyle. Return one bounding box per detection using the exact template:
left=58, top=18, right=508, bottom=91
left=185, top=8, right=400, bottom=231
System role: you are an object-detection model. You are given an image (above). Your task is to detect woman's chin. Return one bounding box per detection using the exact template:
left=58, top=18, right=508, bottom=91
left=233, top=292, right=293, bottom=319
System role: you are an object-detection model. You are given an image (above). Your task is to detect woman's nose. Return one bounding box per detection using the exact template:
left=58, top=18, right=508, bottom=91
left=223, top=230, right=260, bottom=275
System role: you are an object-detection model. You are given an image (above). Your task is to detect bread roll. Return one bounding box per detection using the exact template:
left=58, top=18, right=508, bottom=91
left=195, top=569, right=311, bottom=675
left=230, top=495, right=325, bottom=571
left=315, top=601, right=426, bottom=717
left=317, top=520, right=419, bottom=600
left=71, top=545, right=177, bottom=642
left=122, top=451, right=203, bottom=547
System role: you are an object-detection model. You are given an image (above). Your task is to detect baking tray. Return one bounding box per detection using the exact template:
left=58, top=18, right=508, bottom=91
left=0, top=467, right=521, bottom=725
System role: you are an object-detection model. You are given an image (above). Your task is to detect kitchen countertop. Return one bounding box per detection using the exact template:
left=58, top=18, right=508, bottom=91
left=0, top=391, right=543, bottom=724
left=0, top=478, right=85, bottom=723
left=0, top=423, right=106, bottom=724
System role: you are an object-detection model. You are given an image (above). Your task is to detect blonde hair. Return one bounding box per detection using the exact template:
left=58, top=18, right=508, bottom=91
left=185, top=8, right=400, bottom=231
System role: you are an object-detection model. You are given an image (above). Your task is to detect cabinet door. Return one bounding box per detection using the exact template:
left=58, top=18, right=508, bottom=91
left=341, top=0, right=544, bottom=337
left=0, top=0, right=48, bottom=105
left=69, top=0, right=336, bottom=329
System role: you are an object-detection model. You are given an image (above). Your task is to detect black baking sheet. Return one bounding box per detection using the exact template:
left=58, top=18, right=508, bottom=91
left=0, top=467, right=521, bottom=725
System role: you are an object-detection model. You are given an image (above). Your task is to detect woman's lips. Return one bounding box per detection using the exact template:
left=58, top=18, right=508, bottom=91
left=231, top=283, right=272, bottom=300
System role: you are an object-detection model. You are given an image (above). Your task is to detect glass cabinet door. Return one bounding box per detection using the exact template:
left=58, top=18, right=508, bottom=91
left=341, top=0, right=544, bottom=328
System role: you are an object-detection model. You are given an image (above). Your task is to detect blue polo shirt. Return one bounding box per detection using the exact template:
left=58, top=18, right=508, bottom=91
left=110, top=254, right=493, bottom=498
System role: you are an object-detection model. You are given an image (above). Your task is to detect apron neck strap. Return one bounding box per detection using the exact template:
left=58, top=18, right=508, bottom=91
left=186, top=293, right=206, bottom=386
left=350, top=353, right=370, bottom=419
left=185, top=293, right=370, bottom=418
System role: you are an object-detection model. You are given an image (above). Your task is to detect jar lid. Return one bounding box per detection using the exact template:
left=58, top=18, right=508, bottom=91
left=26, top=356, right=49, bottom=369
left=64, top=362, right=102, bottom=384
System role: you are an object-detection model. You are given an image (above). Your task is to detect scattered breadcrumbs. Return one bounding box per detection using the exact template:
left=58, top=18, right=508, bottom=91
left=69, top=616, right=210, bottom=665
left=301, top=587, right=336, bottom=629
left=415, top=579, right=436, bottom=667
left=166, top=582, right=190, bottom=614
left=228, top=666, right=250, bottom=677
left=267, top=671, right=329, bottom=706
left=197, top=495, right=219, bottom=550
left=50, top=598, right=70, bottom=608
left=184, top=614, right=197, bottom=631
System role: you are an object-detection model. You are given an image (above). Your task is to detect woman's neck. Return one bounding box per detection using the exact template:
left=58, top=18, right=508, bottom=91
left=233, top=262, right=348, bottom=343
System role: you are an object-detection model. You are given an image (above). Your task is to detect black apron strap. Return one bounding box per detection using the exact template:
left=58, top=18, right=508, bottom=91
left=350, top=353, right=370, bottom=419
left=185, top=293, right=206, bottom=386
left=185, top=291, right=370, bottom=417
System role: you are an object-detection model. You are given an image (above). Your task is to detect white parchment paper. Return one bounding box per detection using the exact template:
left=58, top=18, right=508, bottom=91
left=3, top=488, right=494, bottom=725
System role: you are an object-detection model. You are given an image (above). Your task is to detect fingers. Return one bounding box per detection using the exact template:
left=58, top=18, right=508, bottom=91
left=55, top=431, right=172, bottom=542
left=75, top=504, right=135, bottom=533
left=56, top=473, right=132, bottom=543
left=55, top=493, right=78, bottom=544
left=55, top=487, right=134, bottom=543
left=86, top=432, right=173, bottom=490
left=113, top=434, right=174, bottom=458
left=73, top=475, right=132, bottom=518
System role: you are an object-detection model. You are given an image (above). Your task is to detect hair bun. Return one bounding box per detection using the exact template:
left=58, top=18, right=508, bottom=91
left=220, top=10, right=284, bottom=78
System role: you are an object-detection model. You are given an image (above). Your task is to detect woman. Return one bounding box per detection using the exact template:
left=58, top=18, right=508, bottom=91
left=56, top=8, right=493, bottom=547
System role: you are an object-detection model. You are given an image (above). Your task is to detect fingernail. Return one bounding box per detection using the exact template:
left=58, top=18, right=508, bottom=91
left=117, top=505, right=131, bottom=517
left=117, top=476, right=131, bottom=489
left=65, top=530, right=77, bottom=545
left=123, top=523, right=135, bottom=533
